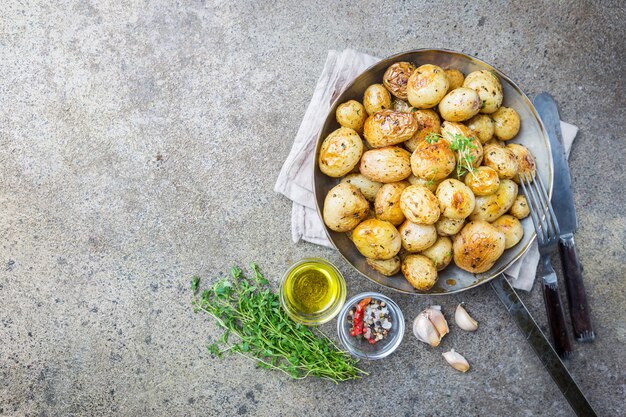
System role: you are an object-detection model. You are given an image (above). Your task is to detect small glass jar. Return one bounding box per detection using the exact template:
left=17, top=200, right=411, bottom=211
left=279, top=258, right=346, bottom=326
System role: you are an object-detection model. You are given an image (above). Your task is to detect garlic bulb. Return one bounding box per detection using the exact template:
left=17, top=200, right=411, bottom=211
left=442, top=349, right=470, bottom=372
left=455, top=303, right=478, bottom=331
left=413, top=306, right=449, bottom=347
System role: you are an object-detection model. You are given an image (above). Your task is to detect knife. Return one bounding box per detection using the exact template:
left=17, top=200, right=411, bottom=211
left=490, top=274, right=597, bottom=416
left=533, top=93, right=595, bottom=342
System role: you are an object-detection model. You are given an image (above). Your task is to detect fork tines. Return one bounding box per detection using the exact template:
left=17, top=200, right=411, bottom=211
left=518, top=171, right=561, bottom=249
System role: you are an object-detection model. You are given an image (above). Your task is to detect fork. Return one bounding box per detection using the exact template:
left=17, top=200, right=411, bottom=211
left=518, top=171, right=573, bottom=359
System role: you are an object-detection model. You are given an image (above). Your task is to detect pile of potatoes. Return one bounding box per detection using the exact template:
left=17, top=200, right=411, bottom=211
left=319, top=62, right=537, bottom=291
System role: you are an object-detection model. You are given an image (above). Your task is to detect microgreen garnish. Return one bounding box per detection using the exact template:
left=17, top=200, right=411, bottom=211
left=424, top=131, right=477, bottom=178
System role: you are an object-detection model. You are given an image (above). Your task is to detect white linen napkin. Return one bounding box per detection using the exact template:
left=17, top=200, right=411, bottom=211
left=275, top=49, right=578, bottom=291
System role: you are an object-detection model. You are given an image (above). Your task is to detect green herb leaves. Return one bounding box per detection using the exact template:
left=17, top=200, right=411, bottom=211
left=191, top=264, right=366, bottom=383
left=424, top=132, right=477, bottom=178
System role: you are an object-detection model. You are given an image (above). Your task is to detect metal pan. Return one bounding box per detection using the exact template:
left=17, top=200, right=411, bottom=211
left=313, top=49, right=552, bottom=295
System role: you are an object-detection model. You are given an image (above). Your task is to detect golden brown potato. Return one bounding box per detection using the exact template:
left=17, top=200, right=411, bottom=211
left=436, top=179, right=476, bottom=220
left=340, top=173, right=383, bottom=202
left=360, top=146, right=412, bottom=183
left=366, top=256, right=401, bottom=276
left=483, top=142, right=519, bottom=179
left=470, top=179, right=518, bottom=222
left=453, top=220, right=506, bottom=273
left=440, top=121, right=484, bottom=168
left=462, top=70, right=503, bottom=114
left=404, top=109, right=442, bottom=152
left=322, top=183, right=370, bottom=232
left=392, top=99, right=413, bottom=113
left=407, top=174, right=441, bottom=193
left=420, top=236, right=453, bottom=271
left=463, top=166, right=500, bottom=196
left=435, top=216, right=465, bottom=236
left=509, top=195, right=530, bottom=219
left=406, top=64, right=449, bottom=109
left=410, top=139, right=456, bottom=181
left=492, top=107, right=521, bottom=140
left=318, top=127, right=364, bottom=178
left=444, top=69, right=465, bottom=91
left=507, top=143, right=536, bottom=183
left=363, top=110, right=418, bottom=148
left=383, top=62, right=416, bottom=100
left=438, top=87, right=481, bottom=122
left=336, top=100, right=367, bottom=133
left=401, top=254, right=438, bottom=291
left=363, top=84, right=392, bottom=114
left=375, top=181, right=409, bottom=226
left=465, top=114, right=495, bottom=143
left=398, top=220, right=437, bottom=252
left=491, top=215, right=524, bottom=249
left=400, top=185, right=441, bottom=225
left=352, top=219, right=401, bottom=260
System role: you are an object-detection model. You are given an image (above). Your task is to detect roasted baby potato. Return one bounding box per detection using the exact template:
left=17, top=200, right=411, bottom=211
left=507, top=143, right=536, bottom=182
left=375, top=181, right=409, bottom=225
left=465, top=114, right=495, bottom=143
left=322, top=183, right=370, bottom=232
left=392, top=99, right=413, bottom=113
left=462, top=70, right=503, bottom=114
left=404, top=109, right=441, bottom=152
left=444, top=69, right=465, bottom=91
left=400, top=185, right=441, bottom=225
left=363, top=110, right=418, bottom=148
left=438, top=87, right=481, bottom=122
left=453, top=220, right=506, bottom=273
left=363, top=84, right=392, bottom=114
left=336, top=100, right=368, bottom=133
left=463, top=166, right=500, bottom=196
left=318, top=127, right=364, bottom=178
left=470, top=179, right=518, bottom=222
left=410, top=139, right=456, bottom=181
left=383, top=62, right=416, bottom=100
left=420, top=236, right=453, bottom=271
left=435, top=216, right=465, bottom=236
left=491, top=107, right=521, bottom=140
left=407, top=174, right=441, bottom=193
left=398, top=220, right=438, bottom=252
left=360, top=146, right=412, bottom=183
left=341, top=173, right=383, bottom=202
left=352, top=219, right=402, bottom=260
left=401, top=254, right=438, bottom=291
left=491, top=215, right=524, bottom=249
left=367, top=256, right=401, bottom=276
left=509, top=195, right=530, bottom=219
left=483, top=142, right=519, bottom=179
left=436, top=179, right=476, bottom=220
left=406, top=64, right=449, bottom=109
left=440, top=121, right=484, bottom=168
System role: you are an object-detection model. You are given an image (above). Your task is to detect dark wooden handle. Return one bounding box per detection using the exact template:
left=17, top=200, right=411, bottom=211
left=542, top=280, right=573, bottom=359
left=559, top=234, right=595, bottom=342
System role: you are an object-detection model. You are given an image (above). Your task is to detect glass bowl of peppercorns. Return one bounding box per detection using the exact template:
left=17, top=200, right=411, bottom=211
left=336, top=292, right=405, bottom=360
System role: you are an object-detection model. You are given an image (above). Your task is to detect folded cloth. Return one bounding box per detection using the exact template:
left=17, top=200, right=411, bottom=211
left=275, top=49, right=578, bottom=291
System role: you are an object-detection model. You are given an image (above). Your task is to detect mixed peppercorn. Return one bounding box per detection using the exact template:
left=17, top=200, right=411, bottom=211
left=347, top=297, right=392, bottom=344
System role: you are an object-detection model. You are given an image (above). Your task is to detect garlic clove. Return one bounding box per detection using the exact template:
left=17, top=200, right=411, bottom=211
left=426, top=306, right=449, bottom=338
left=413, top=312, right=441, bottom=347
left=442, top=349, right=470, bottom=372
left=455, top=303, right=478, bottom=332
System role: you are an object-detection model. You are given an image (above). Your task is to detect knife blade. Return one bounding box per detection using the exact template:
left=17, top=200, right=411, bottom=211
left=490, top=274, right=597, bottom=417
left=533, top=92, right=595, bottom=342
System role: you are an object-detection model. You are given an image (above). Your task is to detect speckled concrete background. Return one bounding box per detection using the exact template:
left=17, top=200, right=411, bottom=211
left=1, top=1, right=625, bottom=416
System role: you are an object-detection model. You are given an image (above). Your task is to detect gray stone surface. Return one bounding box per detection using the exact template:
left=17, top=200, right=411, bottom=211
left=1, top=0, right=625, bottom=416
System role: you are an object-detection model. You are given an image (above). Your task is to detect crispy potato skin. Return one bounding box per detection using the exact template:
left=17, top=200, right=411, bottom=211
left=410, top=139, right=456, bottom=181
left=436, top=179, right=476, bottom=220
left=352, top=219, right=402, bottom=260
left=323, top=183, right=370, bottom=232
left=407, top=174, right=441, bottom=192
left=363, top=84, right=392, bottom=114
left=364, top=110, right=418, bottom=148
left=464, top=166, right=500, bottom=196
left=462, top=70, right=503, bottom=114
left=336, top=100, right=368, bottom=133
left=438, top=87, right=481, bottom=122
left=507, top=143, right=536, bottom=183
left=444, top=69, right=465, bottom=91
left=483, top=143, right=519, bottom=179
left=366, top=256, right=401, bottom=276
left=492, top=107, right=521, bottom=140
left=406, top=64, right=449, bottom=109
left=470, top=179, right=518, bottom=222
left=420, top=236, right=453, bottom=271
left=360, top=146, right=412, bottom=183
left=398, top=220, right=437, bottom=252
left=318, top=127, right=364, bottom=177
left=465, top=114, right=495, bottom=143
left=375, top=181, right=409, bottom=225
left=491, top=215, right=524, bottom=249
left=341, top=173, right=383, bottom=202
left=405, top=109, right=442, bottom=152
left=509, top=195, right=530, bottom=219
left=383, top=62, right=416, bottom=100
left=453, top=220, right=505, bottom=273
left=399, top=185, right=441, bottom=225
left=401, top=254, right=438, bottom=291
left=435, top=216, right=465, bottom=236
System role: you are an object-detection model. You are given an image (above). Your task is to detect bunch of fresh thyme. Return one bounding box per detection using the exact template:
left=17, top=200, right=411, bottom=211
left=426, top=131, right=478, bottom=178
left=191, top=264, right=366, bottom=383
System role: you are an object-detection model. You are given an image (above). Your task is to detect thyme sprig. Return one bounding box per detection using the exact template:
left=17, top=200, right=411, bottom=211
left=425, top=131, right=478, bottom=178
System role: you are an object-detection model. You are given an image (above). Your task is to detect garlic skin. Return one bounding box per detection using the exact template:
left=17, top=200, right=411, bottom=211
left=426, top=305, right=449, bottom=338
left=442, top=349, right=470, bottom=372
left=413, top=312, right=441, bottom=347
left=455, top=303, right=478, bottom=332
